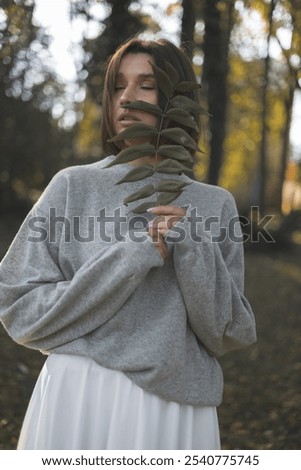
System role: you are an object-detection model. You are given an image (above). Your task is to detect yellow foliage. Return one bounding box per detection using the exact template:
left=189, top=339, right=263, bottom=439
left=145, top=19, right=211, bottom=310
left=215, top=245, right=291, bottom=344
left=244, top=0, right=270, bottom=23
left=75, top=96, right=102, bottom=158
left=215, top=23, right=295, bottom=210
left=166, top=1, right=181, bottom=16
left=267, top=97, right=286, bottom=133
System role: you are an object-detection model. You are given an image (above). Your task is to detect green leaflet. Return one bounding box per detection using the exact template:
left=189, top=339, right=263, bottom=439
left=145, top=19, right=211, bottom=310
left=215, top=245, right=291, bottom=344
left=158, top=145, right=194, bottom=163
left=165, top=108, right=198, bottom=130
left=122, top=101, right=162, bottom=116
left=131, top=202, right=157, bottom=214
left=165, top=60, right=179, bottom=87
left=170, top=95, right=206, bottom=116
left=124, top=184, right=156, bottom=205
left=150, top=62, right=174, bottom=99
left=157, top=191, right=183, bottom=205
left=116, top=164, right=154, bottom=184
left=124, top=179, right=189, bottom=205
left=175, top=81, right=201, bottom=92
left=157, top=158, right=193, bottom=174
left=157, top=179, right=191, bottom=193
left=161, top=127, right=200, bottom=151
left=105, top=143, right=156, bottom=167
left=109, top=123, right=158, bottom=143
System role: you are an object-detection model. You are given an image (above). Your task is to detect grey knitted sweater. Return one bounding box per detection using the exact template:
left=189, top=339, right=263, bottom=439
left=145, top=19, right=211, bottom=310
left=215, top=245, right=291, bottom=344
left=0, top=156, right=256, bottom=406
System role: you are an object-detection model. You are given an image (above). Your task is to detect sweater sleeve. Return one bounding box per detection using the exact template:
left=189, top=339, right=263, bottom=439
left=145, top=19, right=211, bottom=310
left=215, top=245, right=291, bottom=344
left=0, top=180, right=164, bottom=352
left=171, top=192, right=256, bottom=357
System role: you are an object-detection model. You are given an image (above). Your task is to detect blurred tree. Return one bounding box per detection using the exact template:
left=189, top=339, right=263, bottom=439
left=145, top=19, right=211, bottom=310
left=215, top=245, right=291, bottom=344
left=220, top=54, right=263, bottom=210
left=1, top=0, right=38, bottom=96
left=0, top=0, right=74, bottom=211
left=216, top=0, right=301, bottom=215
left=202, top=0, right=235, bottom=186
left=273, top=0, right=301, bottom=212
left=75, top=95, right=104, bottom=159
left=258, top=0, right=276, bottom=214
left=75, top=0, right=144, bottom=105
left=181, top=0, right=196, bottom=59
left=71, top=0, right=145, bottom=158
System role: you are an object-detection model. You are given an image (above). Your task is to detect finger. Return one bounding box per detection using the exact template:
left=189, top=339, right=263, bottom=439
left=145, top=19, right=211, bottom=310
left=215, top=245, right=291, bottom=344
left=153, top=232, right=169, bottom=260
left=148, top=225, right=161, bottom=241
left=149, top=215, right=183, bottom=232
left=149, top=222, right=170, bottom=239
left=148, top=215, right=165, bottom=228
left=157, top=227, right=169, bottom=237
left=147, top=205, right=186, bottom=217
left=148, top=217, right=167, bottom=231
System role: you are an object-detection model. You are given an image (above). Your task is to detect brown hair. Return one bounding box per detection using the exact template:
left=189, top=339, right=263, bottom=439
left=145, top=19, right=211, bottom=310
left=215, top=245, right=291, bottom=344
left=101, top=37, right=200, bottom=156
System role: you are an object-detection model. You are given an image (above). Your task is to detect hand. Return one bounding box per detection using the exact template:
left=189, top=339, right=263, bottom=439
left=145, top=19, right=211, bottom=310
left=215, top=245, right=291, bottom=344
left=147, top=206, right=186, bottom=259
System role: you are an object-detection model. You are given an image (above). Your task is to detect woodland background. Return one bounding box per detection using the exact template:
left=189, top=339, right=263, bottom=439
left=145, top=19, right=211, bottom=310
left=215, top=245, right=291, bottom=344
left=0, top=0, right=301, bottom=450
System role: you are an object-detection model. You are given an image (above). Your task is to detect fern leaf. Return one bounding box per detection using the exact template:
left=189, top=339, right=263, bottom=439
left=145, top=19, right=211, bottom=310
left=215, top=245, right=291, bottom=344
left=116, top=164, right=154, bottom=184
left=131, top=202, right=157, bottom=214
left=175, top=81, right=201, bottom=92
left=170, top=95, right=207, bottom=116
left=122, top=101, right=162, bottom=116
left=124, top=184, right=156, bottom=205
left=109, top=123, right=158, bottom=142
left=157, top=191, right=183, bottom=205
left=158, top=145, right=194, bottom=163
left=157, top=179, right=191, bottom=193
left=165, top=108, right=198, bottom=130
left=150, top=62, right=173, bottom=99
left=105, top=143, right=156, bottom=167
left=157, top=158, right=193, bottom=174
left=161, top=127, right=200, bottom=151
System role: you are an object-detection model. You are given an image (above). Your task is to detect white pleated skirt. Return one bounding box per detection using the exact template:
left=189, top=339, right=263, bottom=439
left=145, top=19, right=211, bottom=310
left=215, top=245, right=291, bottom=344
left=18, top=354, right=221, bottom=450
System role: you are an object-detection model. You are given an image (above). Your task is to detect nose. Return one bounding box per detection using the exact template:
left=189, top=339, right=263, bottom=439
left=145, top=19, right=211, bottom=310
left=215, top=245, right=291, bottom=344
left=119, top=85, right=134, bottom=105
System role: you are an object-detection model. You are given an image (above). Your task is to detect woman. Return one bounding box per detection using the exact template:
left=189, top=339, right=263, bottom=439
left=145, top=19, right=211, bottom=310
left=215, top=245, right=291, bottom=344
left=0, top=37, right=256, bottom=450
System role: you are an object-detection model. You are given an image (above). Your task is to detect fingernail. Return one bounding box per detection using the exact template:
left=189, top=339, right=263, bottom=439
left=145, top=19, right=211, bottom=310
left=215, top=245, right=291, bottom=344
left=147, top=208, right=156, bottom=213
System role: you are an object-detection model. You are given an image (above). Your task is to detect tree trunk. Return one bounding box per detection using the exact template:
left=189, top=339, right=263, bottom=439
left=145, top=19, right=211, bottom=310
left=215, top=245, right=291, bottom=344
left=202, top=0, right=234, bottom=186
left=258, top=0, right=275, bottom=214
left=180, top=0, right=196, bottom=59
left=275, top=2, right=300, bottom=213
left=276, top=77, right=296, bottom=213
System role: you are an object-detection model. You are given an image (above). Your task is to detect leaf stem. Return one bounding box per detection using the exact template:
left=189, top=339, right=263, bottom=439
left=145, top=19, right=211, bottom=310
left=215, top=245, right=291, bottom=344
left=154, top=99, right=171, bottom=205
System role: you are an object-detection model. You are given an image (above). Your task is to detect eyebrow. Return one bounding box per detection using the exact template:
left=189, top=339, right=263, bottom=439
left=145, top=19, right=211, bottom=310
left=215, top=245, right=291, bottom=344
left=116, top=72, right=156, bottom=80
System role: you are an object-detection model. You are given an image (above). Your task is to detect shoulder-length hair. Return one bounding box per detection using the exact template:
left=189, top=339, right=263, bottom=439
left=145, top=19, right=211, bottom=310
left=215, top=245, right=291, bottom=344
left=101, top=37, right=201, bottom=156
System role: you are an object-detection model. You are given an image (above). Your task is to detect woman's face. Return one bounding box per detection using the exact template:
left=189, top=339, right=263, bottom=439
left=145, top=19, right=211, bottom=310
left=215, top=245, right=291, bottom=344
left=112, top=53, right=158, bottom=145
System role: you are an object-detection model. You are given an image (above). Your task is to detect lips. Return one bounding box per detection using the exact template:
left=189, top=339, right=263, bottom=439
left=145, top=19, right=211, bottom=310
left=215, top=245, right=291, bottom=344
left=118, top=113, right=140, bottom=123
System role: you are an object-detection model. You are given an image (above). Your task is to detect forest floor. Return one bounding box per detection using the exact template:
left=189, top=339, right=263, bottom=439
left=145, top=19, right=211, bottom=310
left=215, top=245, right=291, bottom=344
left=0, top=211, right=301, bottom=450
